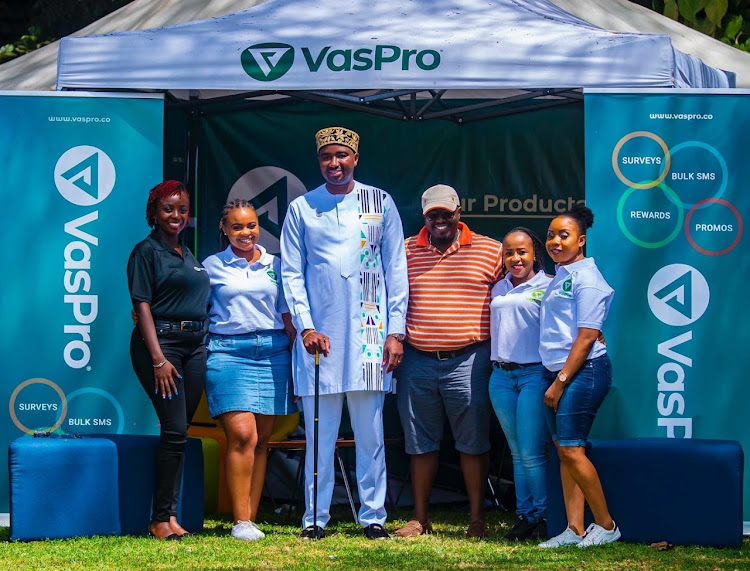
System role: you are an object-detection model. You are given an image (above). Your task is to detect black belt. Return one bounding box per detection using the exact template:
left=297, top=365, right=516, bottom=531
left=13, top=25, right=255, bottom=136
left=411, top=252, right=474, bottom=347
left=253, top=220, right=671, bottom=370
left=408, top=342, right=484, bottom=361
left=154, top=319, right=205, bottom=332
left=493, top=361, right=541, bottom=371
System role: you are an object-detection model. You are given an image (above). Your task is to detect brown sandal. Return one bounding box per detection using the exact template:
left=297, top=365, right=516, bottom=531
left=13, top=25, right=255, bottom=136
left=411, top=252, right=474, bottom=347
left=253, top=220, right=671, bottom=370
left=394, top=519, right=433, bottom=537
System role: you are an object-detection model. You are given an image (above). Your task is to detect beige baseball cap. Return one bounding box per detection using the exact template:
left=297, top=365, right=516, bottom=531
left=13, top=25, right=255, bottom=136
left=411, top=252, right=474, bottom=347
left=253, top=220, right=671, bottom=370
left=421, top=184, right=460, bottom=214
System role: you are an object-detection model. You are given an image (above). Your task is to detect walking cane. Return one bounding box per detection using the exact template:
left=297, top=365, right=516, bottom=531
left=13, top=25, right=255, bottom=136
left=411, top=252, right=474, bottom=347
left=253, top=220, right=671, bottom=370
left=313, top=351, right=322, bottom=540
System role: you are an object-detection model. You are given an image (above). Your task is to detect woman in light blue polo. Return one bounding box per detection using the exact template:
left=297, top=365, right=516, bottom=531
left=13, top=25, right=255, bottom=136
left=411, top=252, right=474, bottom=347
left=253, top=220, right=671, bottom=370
left=538, top=204, right=620, bottom=549
left=489, top=227, right=552, bottom=541
left=203, top=199, right=296, bottom=541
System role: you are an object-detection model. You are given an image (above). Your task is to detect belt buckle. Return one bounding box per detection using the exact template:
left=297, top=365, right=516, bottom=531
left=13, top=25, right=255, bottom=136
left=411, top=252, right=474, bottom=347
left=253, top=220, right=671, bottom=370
left=435, top=350, right=452, bottom=361
left=180, top=321, right=190, bottom=331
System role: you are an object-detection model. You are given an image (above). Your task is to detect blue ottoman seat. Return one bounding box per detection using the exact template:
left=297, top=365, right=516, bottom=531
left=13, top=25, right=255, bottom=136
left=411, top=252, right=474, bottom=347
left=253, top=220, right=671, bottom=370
left=546, top=438, right=744, bottom=547
left=9, top=436, right=120, bottom=541
left=9, top=434, right=204, bottom=541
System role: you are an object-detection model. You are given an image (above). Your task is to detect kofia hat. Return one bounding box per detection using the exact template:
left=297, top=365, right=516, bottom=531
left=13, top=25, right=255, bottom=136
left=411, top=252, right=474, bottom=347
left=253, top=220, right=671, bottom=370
left=421, top=184, right=460, bottom=214
left=315, top=126, right=360, bottom=153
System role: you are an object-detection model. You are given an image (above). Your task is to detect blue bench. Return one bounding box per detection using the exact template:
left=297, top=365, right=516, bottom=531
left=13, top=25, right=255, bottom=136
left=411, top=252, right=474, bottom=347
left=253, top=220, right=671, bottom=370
left=9, top=434, right=204, bottom=541
left=546, top=438, right=744, bottom=547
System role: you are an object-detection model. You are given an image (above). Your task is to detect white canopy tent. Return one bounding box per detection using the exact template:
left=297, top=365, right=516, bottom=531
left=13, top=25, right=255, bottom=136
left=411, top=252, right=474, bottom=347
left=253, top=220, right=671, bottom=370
left=2, top=0, right=747, bottom=92
left=55, top=0, right=733, bottom=101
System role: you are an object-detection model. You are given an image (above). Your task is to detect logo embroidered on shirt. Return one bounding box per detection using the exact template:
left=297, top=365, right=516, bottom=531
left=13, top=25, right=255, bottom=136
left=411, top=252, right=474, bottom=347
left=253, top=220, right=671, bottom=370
left=527, top=289, right=545, bottom=302
left=266, top=269, right=278, bottom=283
left=560, top=277, right=573, bottom=297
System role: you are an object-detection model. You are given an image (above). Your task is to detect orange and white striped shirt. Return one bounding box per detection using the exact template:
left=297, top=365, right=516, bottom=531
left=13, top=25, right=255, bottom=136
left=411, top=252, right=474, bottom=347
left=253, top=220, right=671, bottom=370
left=404, top=222, right=503, bottom=351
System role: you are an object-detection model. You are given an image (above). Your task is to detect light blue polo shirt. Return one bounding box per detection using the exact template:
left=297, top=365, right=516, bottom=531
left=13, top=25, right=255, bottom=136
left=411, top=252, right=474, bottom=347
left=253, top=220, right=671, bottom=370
left=203, top=245, right=289, bottom=334
left=539, top=257, right=613, bottom=370
left=489, top=270, right=552, bottom=364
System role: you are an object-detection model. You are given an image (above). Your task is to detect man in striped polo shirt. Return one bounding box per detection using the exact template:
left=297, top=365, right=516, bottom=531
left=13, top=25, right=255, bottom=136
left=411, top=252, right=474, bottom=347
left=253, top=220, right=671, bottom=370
left=394, top=184, right=503, bottom=540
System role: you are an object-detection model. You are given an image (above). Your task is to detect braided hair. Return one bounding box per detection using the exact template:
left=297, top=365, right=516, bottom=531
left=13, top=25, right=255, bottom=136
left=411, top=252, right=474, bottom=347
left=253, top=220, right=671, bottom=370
left=504, top=226, right=546, bottom=272
left=145, top=180, right=187, bottom=228
left=217, top=198, right=257, bottom=251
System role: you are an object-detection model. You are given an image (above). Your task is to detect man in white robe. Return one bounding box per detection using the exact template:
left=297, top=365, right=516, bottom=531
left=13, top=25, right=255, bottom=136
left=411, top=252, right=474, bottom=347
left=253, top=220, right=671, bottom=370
left=280, top=126, right=408, bottom=540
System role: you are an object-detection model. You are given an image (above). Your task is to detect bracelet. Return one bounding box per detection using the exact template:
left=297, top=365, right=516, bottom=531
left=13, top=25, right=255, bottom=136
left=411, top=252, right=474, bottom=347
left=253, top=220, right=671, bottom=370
left=302, top=329, right=316, bottom=341
left=153, top=360, right=167, bottom=368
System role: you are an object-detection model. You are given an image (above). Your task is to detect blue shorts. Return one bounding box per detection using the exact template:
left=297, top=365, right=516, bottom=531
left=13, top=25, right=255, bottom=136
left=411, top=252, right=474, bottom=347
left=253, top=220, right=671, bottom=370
left=206, top=330, right=295, bottom=417
left=396, top=342, right=491, bottom=455
left=543, top=354, right=612, bottom=448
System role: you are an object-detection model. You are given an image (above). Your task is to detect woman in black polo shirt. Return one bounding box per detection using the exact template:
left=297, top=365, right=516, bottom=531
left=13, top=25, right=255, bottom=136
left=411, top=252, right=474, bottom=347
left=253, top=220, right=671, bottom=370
left=127, top=180, right=210, bottom=540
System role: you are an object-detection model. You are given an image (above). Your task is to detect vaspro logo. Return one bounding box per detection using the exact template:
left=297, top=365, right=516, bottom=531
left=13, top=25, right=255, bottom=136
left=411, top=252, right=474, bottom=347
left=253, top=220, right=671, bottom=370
left=54, top=146, right=115, bottom=206
left=241, top=43, right=442, bottom=82
left=241, top=43, right=295, bottom=82
left=648, top=264, right=709, bottom=326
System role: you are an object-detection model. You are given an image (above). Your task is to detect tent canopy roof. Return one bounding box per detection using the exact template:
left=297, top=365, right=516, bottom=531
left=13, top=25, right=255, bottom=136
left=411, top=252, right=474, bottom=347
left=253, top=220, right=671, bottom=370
left=56, top=0, right=733, bottom=98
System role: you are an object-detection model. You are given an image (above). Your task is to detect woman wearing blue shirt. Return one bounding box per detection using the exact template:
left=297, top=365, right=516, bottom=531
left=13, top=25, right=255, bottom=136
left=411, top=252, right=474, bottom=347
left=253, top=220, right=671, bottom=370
left=203, top=199, right=296, bottom=541
left=538, top=204, right=620, bottom=549
left=489, top=227, right=552, bottom=541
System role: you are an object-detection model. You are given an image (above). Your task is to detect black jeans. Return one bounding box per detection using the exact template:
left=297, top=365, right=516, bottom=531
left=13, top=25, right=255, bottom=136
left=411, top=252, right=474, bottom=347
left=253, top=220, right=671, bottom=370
left=130, top=326, right=206, bottom=523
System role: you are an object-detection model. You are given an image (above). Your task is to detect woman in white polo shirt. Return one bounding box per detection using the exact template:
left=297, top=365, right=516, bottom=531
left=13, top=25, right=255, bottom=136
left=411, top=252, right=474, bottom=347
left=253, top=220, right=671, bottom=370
left=489, top=227, right=552, bottom=541
left=538, top=204, right=619, bottom=549
left=203, top=199, right=296, bottom=541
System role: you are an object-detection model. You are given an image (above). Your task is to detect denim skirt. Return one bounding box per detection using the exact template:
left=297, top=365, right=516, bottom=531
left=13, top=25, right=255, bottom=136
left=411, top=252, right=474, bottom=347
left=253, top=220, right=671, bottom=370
left=206, top=329, right=295, bottom=417
left=542, top=354, right=612, bottom=447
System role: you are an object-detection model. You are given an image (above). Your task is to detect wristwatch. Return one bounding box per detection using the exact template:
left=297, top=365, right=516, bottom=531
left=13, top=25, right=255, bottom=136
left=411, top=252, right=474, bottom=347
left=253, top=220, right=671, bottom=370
left=555, top=371, right=569, bottom=385
left=389, top=333, right=405, bottom=342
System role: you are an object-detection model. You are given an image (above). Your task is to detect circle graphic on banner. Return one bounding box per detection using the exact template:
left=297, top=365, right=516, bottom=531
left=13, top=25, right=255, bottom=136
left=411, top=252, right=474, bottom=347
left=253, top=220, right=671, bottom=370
left=8, top=378, right=68, bottom=434
left=65, top=388, right=125, bottom=434
left=611, top=131, right=671, bottom=190
left=616, top=182, right=684, bottom=248
left=647, top=264, right=710, bottom=326
left=684, top=198, right=743, bottom=257
left=667, top=141, right=727, bottom=209
left=228, top=166, right=307, bottom=252
left=54, top=145, right=116, bottom=206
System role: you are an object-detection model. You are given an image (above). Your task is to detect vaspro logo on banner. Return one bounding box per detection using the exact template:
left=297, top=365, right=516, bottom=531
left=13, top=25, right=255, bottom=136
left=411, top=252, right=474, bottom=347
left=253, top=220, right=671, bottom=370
left=54, top=145, right=116, bottom=206
left=56, top=145, right=116, bottom=369
left=648, top=264, right=710, bottom=327
left=241, top=42, right=441, bottom=81
left=649, top=263, right=710, bottom=439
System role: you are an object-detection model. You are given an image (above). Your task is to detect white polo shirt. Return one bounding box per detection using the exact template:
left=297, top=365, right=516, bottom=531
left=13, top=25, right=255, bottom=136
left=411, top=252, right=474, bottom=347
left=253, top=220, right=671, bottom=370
left=539, top=257, right=613, bottom=370
left=490, top=270, right=552, bottom=364
left=203, top=245, right=289, bottom=334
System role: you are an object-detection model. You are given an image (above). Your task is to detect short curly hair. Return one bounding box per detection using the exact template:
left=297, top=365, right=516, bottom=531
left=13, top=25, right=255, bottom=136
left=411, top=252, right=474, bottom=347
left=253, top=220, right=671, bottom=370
left=145, top=180, right=188, bottom=227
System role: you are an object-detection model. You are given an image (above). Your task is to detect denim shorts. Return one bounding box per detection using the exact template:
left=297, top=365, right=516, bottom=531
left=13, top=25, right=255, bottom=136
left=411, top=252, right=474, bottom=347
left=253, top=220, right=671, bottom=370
left=206, top=329, right=295, bottom=417
left=543, top=354, right=612, bottom=447
left=396, top=342, right=491, bottom=455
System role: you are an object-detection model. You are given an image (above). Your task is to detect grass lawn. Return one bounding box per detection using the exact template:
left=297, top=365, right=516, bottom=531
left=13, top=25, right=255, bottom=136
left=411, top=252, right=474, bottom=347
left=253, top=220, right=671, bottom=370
left=1, top=505, right=747, bottom=570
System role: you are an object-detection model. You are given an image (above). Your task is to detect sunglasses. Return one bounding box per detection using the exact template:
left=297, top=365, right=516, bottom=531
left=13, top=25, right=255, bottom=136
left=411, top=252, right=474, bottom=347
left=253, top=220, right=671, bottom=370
left=425, top=209, right=458, bottom=222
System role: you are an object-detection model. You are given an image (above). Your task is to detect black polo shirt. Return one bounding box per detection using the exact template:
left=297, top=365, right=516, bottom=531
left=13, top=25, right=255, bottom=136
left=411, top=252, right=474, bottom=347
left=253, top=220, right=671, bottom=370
left=127, top=231, right=210, bottom=321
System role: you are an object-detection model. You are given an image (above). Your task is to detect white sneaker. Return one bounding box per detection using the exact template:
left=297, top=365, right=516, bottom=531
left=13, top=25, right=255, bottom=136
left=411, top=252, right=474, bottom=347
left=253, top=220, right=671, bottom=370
left=538, top=525, right=583, bottom=548
left=577, top=522, right=621, bottom=548
left=231, top=520, right=265, bottom=541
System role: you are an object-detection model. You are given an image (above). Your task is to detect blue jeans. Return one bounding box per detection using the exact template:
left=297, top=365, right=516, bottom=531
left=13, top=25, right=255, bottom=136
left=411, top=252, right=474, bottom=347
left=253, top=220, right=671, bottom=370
left=489, top=363, right=549, bottom=523
left=543, top=355, right=613, bottom=447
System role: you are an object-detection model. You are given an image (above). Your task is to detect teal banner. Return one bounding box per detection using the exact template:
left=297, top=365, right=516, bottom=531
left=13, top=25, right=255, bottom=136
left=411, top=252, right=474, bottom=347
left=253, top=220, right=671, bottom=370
left=0, top=93, right=164, bottom=512
left=196, top=100, right=585, bottom=260
left=585, top=91, right=749, bottom=520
